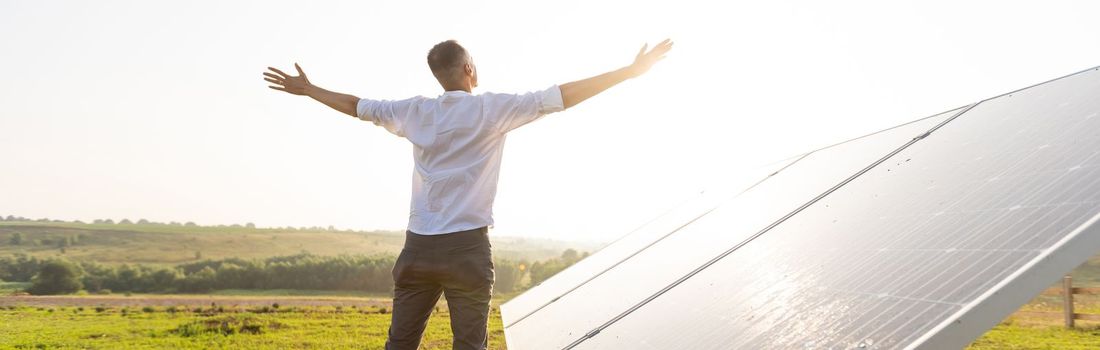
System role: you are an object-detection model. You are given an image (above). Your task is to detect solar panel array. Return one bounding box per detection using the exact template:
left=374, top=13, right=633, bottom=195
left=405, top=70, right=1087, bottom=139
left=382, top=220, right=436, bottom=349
left=501, top=66, right=1100, bottom=349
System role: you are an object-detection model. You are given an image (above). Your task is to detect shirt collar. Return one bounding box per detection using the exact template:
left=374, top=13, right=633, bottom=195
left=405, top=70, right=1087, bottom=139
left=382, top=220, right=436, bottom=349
left=442, top=90, right=471, bottom=97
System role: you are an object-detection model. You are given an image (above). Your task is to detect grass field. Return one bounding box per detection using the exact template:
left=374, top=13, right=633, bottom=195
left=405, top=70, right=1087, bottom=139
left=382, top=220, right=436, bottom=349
left=0, top=303, right=507, bottom=349
left=0, top=222, right=600, bottom=264
left=0, top=290, right=1097, bottom=349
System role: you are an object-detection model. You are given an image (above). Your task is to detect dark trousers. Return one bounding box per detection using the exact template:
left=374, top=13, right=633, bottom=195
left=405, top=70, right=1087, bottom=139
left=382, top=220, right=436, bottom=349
left=385, top=226, right=494, bottom=350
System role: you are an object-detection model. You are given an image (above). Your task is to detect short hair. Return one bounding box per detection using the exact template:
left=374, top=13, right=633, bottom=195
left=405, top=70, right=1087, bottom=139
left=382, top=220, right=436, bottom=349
left=427, top=40, right=469, bottom=83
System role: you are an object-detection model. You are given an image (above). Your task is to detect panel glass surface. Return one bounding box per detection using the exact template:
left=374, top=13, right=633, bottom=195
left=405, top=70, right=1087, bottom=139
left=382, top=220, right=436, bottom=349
left=572, top=68, right=1100, bottom=349
left=501, top=160, right=791, bottom=327
left=504, top=109, right=961, bottom=349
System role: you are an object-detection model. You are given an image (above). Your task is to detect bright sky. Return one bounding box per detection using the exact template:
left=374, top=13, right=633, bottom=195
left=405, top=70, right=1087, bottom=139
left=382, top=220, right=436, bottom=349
left=3, top=0, right=1100, bottom=243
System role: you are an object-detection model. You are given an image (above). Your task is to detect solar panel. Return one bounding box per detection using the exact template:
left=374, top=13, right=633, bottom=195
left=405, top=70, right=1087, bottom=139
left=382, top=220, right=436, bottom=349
left=556, top=67, right=1100, bottom=350
left=501, top=107, right=966, bottom=349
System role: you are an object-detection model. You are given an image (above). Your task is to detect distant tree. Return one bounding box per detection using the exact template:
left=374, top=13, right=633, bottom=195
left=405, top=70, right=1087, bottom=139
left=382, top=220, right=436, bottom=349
left=27, top=259, right=84, bottom=295
left=148, top=268, right=181, bottom=292
left=4, top=215, right=14, bottom=221
left=36, top=218, right=50, bottom=222
left=137, top=219, right=150, bottom=225
left=56, top=238, right=69, bottom=249
left=194, top=251, right=202, bottom=260
left=59, top=247, right=66, bottom=254
left=328, top=225, right=336, bottom=231
left=230, top=224, right=242, bottom=228
left=73, top=220, right=85, bottom=224
left=561, top=249, right=580, bottom=262
left=181, top=266, right=217, bottom=292
left=10, top=232, right=23, bottom=245
left=245, top=222, right=256, bottom=229
left=0, top=215, right=5, bottom=221
left=119, top=219, right=133, bottom=225
left=493, top=259, right=522, bottom=294
left=93, top=219, right=104, bottom=224
left=169, top=221, right=181, bottom=226
left=103, top=219, right=115, bottom=225
left=184, top=222, right=197, bottom=227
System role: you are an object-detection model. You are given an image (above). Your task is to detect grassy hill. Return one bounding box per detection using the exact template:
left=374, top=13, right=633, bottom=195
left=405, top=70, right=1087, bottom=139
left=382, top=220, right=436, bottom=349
left=0, top=221, right=600, bottom=266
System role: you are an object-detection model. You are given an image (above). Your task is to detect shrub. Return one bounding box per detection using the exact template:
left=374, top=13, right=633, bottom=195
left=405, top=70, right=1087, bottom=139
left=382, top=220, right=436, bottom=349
left=27, top=260, right=83, bottom=295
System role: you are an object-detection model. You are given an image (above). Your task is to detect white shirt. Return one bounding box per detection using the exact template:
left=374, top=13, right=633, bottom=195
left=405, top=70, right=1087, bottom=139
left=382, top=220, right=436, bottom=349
left=356, top=85, right=566, bottom=235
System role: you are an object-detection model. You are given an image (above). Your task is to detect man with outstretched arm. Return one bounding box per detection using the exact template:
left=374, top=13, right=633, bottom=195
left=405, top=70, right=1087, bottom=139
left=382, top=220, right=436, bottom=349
left=264, top=38, right=673, bottom=350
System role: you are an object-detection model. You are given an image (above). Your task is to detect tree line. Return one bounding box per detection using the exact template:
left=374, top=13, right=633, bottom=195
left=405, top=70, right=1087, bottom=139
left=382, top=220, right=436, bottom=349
left=1, top=214, right=366, bottom=233
left=0, top=249, right=587, bottom=295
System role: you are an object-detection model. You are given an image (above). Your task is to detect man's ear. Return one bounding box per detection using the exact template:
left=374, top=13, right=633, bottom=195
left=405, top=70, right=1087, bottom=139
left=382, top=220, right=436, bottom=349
left=464, top=63, right=474, bottom=76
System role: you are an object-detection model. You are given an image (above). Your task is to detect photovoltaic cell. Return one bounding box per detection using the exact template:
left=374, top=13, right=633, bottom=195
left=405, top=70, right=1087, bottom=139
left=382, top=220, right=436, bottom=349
left=502, top=108, right=964, bottom=349
left=566, top=67, right=1100, bottom=349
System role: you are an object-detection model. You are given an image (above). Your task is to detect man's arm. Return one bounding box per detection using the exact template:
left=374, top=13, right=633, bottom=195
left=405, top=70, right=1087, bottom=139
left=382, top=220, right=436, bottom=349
left=264, top=63, right=358, bottom=117
left=559, top=39, right=673, bottom=109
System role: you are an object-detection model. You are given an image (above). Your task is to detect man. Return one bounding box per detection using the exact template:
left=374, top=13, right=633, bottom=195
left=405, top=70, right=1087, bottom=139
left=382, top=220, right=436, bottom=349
left=264, top=38, right=673, bottom=350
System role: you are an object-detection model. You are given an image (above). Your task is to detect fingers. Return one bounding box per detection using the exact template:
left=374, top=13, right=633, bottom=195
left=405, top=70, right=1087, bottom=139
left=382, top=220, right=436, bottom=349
left=652, top=39, right=673, bottom=54
left=294, top=62, right=306, bottom=76
left=267, top=67, right=290, bottom=79
left=263, top=72, right=284, bottom=81
left=268, top=86, right=288, bottom=92
left=264, top=77, right=282, bottom=85
left=636, top=43, right=648, bottom=58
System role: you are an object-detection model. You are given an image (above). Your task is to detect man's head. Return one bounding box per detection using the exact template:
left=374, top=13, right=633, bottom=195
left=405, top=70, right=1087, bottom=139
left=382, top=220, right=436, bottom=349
left=427, top=40, right=478, bottom=92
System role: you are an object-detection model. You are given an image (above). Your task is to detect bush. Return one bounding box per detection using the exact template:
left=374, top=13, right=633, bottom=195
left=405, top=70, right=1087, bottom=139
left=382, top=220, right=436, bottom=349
left=142, top=306, right=155, bottom=313
left=27, top=260, right=83, bottom=295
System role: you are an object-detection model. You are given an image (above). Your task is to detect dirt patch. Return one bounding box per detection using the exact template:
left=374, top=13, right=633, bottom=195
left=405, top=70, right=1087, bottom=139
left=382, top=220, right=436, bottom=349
left=0, top=295, right=390, bottom=308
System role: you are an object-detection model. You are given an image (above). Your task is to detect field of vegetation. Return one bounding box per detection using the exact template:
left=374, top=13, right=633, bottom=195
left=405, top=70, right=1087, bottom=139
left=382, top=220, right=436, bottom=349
left=0, top=290, right=1098, bottom=349
left=0, top=299, right=508, bottom=349
left=0, top=219, right=599, bottom=264
left=2, top=218, right=1100, bottom=348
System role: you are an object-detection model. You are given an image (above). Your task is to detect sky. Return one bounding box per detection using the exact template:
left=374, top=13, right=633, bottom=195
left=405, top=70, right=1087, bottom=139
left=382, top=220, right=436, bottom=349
left=3, top=0, right=1100, bottom=243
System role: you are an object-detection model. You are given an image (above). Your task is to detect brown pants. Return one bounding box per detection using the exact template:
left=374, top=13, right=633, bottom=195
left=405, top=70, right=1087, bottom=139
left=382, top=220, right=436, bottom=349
left=385, top=226, right=494, bottom=350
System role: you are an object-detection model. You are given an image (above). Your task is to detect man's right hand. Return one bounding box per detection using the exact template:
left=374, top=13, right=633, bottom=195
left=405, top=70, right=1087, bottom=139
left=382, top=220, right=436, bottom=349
left=264, top=63, right=312, bottom=95
left=264, top=62, right=360, bottom=117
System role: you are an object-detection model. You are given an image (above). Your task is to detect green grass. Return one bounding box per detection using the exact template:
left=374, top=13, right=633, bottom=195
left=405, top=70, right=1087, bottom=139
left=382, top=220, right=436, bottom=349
left=0, top=304, right=507, bottom=350
left=0, top=221, right=599, bottom=265
left=968, top=321, right=1100, bottom=349
left=0, top=291, right=1099, bottom=349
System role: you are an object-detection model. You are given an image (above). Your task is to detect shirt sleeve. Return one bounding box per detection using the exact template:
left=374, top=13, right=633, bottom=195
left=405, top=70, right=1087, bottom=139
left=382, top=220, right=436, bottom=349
left=483, top=85, right=566, bottom=134
left=356, top=96, right=424, bottom=137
